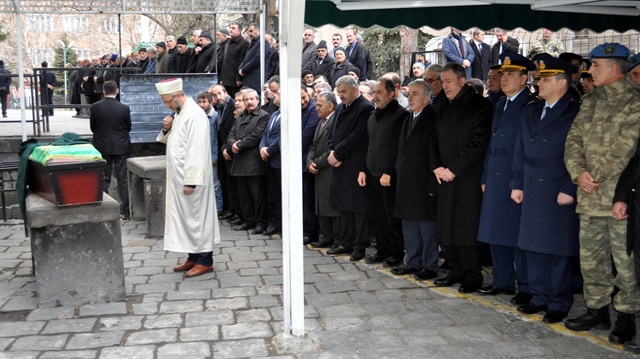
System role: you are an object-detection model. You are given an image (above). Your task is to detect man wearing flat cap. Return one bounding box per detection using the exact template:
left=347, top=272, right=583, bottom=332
left=565, top=43, right=640, bottom=345
left=510, top=54, right=581, bottom=323
left=303, top=40, right=335, bottom=80
left=478, top=53, right=536, bottom=307
left=171, top=37, right=196, bottom=74
left=156, top=78, right=220, bottom=278
left=155, top=41, right=167, bottom=74
left=195, top=31, right=216, bottom=73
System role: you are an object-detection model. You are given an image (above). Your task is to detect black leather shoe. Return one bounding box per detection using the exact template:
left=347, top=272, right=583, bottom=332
left=383, top=256, right=403, bottom=267
left=253, top=225, right=266, bottom=235
left=413, top=269, right=438, bottom=280
left=458, top=283, right=480, bottom=293
left=624, top=334, right=640, bottom=354
left=565, top=306, right=611, bottom=331
left=510, top=292, right=533, bottom=305
left=478, top=285, right=516, bottom=296
left=364, top=253, right=388, bottom=264
left=543, top=310, right=567, bottom=324
left=517, top=302, right=548, bottom=314
left=433, top=276, right=463, bottom=287
left=350, top=250, right=365, bottom=262
left=233, top=223, right=255, bottom=231
left=303, top=236, right=316, bottom=245
left=391, top=265, right=418, bottom=275
left=609, top=312, right=636, bottom=344
left=311, top=240, right=333, bottom=248
left=227, top=214, right=240, bottom=221
left=219, top=211, right=235, bottom=220
left=229, top=217, right=244, bottom=225
left=262, top=226, right=278, bottom=236
left=326, top=245, right=351, bottom=255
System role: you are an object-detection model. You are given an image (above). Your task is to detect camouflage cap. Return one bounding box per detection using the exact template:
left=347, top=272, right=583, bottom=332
left=588, top=42, right=630, bottom=61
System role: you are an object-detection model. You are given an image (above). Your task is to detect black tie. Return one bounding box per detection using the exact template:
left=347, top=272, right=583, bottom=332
left=542, top=106, right=551, bottom=120
left=504, top=100, right=512, bottom=112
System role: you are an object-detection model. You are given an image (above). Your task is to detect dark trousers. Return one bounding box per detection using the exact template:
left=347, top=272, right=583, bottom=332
left=224, top=160, right=241, bottom=216
left=236, top=175, right=267, bottom=226
left=489, top=243, right=530, bottom=294
left=103, top=154, right=130, bottom=216
left=318, top=215, right=341, bottom=244
left=635, top=199, right=640, bottom=287
left=367, top=174, right=404, bottom=259
left=0, top=91, right=7, bottom=116
left=402, top=220, right=438, bottom=272
left=218, top=148, right=230, bottom=212
left=303, top=172, right=319, bottom=240
left=338, top=210, right=369, bottom=251
left=446, top=244, right=483, bottom=287
left=526, top=251, right=574, bottom=313
left=267, top=166, right=282, bottom=230
left=225, top=85, right=241, bottom=99
left=42, top=88, right=54, bottom=115
left=187, top=252, right=213, bottom=266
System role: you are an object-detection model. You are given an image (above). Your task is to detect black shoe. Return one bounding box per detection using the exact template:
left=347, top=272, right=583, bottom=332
left=517, top=302, right=548, bottom=314
left=439, top=260, right=451, bottom=271
left=311, top=240, right=333, bottom=248
left=326, top=245, right=351, bottom=255
left=219, top=211, right=235, bottom=220
left=262, top=225, right=278, bottom=236
left=350, top=250, right=365, bottom=262
left=383, top=256, right=403, bottom=267
left=624, top=334, right=640, bottom=354
left=253, top=225, right=267, bottom=235
left=609, top=312, right=636, bottom=344
left=233, top=223, right=255, bottom=231
left=458, top=283, right=480, bottom=293
left=543, top=310, right=567, bottom=324
left=510, top=292, right=533, bottom=305
left=413, top=269, right=438, bottom=280
left=303, top=236, right=316, bottom=245
left=477, top=285, right=516, bottom=296
left=433, top=276, right=463, bottom=287
left=364, top=253, right=388, bottom=264
left=391, top=265, right=418, bottom=275
left=229, top=217, right=244, bottom=225
left=565, top=306, right=610, bottom=331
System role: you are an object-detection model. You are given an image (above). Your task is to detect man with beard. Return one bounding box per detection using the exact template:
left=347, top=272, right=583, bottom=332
left=211, top=85, right=238, bottom=221
left=211, top=28, right=230, bottom=75
left=220, top=23, right=249, bottom=97
left=326, top=75, right=374, bottom=261
left=430, top=63, right=492, bottom=293
left=303, top=40, right=335, bottom=81
left=137, top=48, right=149, bottom=73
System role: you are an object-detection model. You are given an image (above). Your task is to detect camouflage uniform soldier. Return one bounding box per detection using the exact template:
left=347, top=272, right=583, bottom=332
left=529, top=28, right=565, bottom=59
left=564, top=43, right=640, bottom=344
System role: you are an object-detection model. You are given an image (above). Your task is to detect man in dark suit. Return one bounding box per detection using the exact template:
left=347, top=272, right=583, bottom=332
left=326, top=75, right=374, bottom=261
left=40, top=61, right=57, bottom=116
left=307, top=92, right=341, bottom=248
left=0, top=59, right=11, bottom=118
left=345, top=29, right=373, bottom=80
left=211, top=85, right=237, bottom=220
left=220, top=22, right=250, bottom=98
left=470, top=28, right=490, bottom=81
left=431, top=63, right=492, bottom=293
left=491, top=28, right=520, bottom=67
left=303, top=40, right=335, bottom=80
left=223, top=89, right=270, bottom=234
left=393, top=80, right=439, bottom=278
left=259, top=90, right=281, bottom=236
left=239, top=24, right=270, bottom=95
left=90, top=81, right=132, bottom=219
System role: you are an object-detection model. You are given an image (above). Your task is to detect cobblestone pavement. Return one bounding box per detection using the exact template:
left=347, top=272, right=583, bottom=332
left=1, top=219, right=638, bottom=358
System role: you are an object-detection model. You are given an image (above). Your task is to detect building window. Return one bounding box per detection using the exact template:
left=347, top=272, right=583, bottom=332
left=74, top=49, right=91, bottom=59
left=62, top=16, right=88, bottom=33
left=28, top=48, right=54, bottom=67
left=102, top=17, right=120, bottom=34
left=25, top=15, right=54, bottom=32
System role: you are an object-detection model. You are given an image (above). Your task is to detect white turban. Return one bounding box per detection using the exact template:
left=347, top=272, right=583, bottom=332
left=155, top=78, right=183, bottom=95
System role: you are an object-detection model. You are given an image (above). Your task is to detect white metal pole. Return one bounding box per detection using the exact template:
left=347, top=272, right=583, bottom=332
left=14, top=0, right=27, bottom=141
left=279, top=0, right=306, bottom=336
left=259, top=2, right=266, bottom=105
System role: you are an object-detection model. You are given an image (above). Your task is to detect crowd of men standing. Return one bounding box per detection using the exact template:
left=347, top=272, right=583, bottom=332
left=71, top=24, right=640, bottom=354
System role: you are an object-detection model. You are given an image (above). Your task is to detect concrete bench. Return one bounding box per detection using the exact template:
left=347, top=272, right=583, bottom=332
left=127, top=155, right=166, bottom=238
left=26, top=193, right=126, bottom=308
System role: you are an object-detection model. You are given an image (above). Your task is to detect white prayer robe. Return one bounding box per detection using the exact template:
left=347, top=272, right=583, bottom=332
left=157, top=97, right=220, bottom=252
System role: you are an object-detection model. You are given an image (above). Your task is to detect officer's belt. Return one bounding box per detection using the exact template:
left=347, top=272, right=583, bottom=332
left=523, top=156, right=564, bottom=168
left=488, top=147, right=506, bottom=156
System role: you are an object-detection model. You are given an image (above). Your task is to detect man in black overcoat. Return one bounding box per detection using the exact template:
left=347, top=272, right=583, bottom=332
left=430, top=63, right=492, bottom=293
left=211, top=85, right=237, bottom=219
left=220, top=22, right=250, bottom=98
left=90, top=81, right=132, bottom=218
left=326, top=75, right=374, bottom=261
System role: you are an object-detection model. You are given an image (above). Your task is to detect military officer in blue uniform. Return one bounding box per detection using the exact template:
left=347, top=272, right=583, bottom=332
left=477, top=53, right=536, bottom=306
left=510, top=55, right=581, bottom=323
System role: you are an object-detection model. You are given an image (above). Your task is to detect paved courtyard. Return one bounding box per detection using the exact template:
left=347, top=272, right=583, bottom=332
left=0, top=217, right=638, bottom=358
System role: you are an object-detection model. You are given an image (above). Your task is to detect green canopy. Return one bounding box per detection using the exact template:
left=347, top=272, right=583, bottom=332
left=304, top=1, right=639, bottom=33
